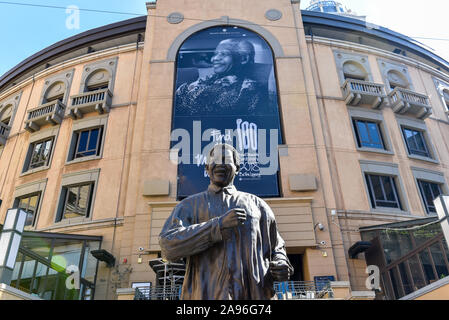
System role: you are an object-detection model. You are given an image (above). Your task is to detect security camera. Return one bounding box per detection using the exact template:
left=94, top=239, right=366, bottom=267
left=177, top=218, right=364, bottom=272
left=138, top=247, right=145, bottom=252
left=320, top=240, right=326, bottom=246
left=317, top=223, right=324, bottom=231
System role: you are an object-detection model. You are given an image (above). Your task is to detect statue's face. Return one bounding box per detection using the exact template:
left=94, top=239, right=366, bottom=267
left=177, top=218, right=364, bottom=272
left=211, top=43, right=236, bottom=75
left=206, top=148, right=238, bottom=188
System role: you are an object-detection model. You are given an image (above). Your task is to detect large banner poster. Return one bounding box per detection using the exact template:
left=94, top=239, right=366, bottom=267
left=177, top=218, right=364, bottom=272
left=171, top=26, right=283, bottom=199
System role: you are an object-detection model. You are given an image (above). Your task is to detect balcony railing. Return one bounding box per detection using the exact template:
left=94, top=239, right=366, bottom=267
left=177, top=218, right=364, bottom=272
left=274, top=281, right=334, bottom=300
left=133, top=281, right=334, bottom=300
left=389, top=87, right=432, bottom=119
left=69, top=88, right=112, bottom=119
left=135, top=286, right=182, bottom=300
left=342, top=79, right=387, bottom=109
left=24, top=100, right=66, bottom=133
left=0, top=122, right=11, bottom=146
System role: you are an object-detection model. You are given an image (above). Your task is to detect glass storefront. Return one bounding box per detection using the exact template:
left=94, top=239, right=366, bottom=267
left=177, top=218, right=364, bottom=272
left=362, top=218, right=449, bottom=299
left=10, top=232, right=101, bottom=300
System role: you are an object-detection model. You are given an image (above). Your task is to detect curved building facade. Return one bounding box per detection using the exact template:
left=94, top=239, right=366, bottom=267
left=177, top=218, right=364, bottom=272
left=0, top=0, right=448, bottom=300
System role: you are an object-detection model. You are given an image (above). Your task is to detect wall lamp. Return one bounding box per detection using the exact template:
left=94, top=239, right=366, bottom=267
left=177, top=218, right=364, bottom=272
left=91, top=249, right=116, bottom=268
left=314, top=223, right=325, bottom=231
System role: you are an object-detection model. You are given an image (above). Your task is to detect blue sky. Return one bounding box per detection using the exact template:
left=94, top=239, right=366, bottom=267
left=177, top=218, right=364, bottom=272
left=0, top=1, right=448, bottom=77
left=0, top=0, right=147, bottom=76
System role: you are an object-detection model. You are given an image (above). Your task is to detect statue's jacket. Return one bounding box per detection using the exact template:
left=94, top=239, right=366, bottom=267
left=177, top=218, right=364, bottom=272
left=159, top=184, right=293, bottom=300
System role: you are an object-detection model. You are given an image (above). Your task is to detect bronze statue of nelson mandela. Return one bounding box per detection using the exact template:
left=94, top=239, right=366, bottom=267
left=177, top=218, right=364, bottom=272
left=159, top=143, right=293, bottom=300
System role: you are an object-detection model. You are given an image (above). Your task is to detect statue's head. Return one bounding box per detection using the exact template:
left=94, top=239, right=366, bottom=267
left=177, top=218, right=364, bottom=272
left=205, top=144, right=240, bottom=188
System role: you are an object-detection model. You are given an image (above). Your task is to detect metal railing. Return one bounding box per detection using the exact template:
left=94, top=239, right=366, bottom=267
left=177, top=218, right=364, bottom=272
left=342, top=79, right=384, bottom=96
left=71, top=88, right=111, bottom=107
left=274, top=281, right=333, bottom=300
left=27, top=100, right=65, bottom=121
left=135, top=285, right=182, bottom=300
left=134, top=281, right=334, bottom=300
left=389, top=87, right=430, bottom=107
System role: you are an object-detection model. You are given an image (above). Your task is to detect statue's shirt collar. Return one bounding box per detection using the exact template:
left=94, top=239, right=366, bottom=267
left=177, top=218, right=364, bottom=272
left=208, top=184, right=237, bottom=195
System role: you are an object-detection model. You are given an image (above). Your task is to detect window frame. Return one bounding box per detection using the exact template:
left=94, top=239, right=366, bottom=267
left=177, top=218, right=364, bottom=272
left=401, top=127, right=430, bottom=158
left=13, top=179, right=47, bottom=230
left=348, top=108, right=394, bottom=155
left=73, top=126, right=103, bottom=160
left=353, top=119, right=385, bottom=150
left=61, top=182, right=94, bottom=221
left=22, top=127, right=59, bottom=176
left=14, top=192, right=42, bottom=228
left=66, top=115, right=108, bottom=165
left=54, top=169, right=100, bottom=225
left=28, top=137, right=54, bottom=170
left=365, top=173, right=403, bottom=210
left=417, top=180, right=442, bottom=215
left=396, top=117, right=438, bottom=163
left=411, top=167, right=448, bottom=216
left=360, top=160, right=409, bottom=214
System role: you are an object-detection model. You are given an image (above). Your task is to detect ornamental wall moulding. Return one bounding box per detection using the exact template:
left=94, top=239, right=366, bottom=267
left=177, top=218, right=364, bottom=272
left=265, top=9, right=283, bottom=21
left=167, top=12, right=184, bottom=24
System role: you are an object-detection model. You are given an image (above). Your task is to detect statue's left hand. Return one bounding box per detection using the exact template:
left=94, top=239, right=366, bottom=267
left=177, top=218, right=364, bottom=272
left=269, top=261, right=290, bottom=282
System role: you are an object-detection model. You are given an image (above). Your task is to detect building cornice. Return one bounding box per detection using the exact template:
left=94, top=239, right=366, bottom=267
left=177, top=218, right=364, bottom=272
left=0, top=16, right=146, bottom=93
left=306, top=36, right=449, bottom=84
left=0, top=42, right=144, bottom=102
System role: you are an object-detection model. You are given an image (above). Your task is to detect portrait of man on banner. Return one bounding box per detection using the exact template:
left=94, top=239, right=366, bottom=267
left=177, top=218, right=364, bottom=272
left=171, top=26, right=283, bottom=199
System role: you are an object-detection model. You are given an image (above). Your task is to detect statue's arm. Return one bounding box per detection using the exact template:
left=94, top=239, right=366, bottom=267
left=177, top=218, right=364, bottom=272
left=260, top=199, right=294, bottom=274
left=159, top=203, right=222, bottom=262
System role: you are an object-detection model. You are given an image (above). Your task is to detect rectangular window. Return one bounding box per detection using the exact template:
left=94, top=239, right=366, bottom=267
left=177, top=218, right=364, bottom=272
left=418, top=180, right=442, bottom=214
left=28, top=138, right=53, bottom=170
left=61, top=183, right=94, bottom=220
left=73, top=127, right=103, bottom=159
left=366, top=174, right=402, bottom=209
left=14, top=193, right=41, bottom=227
left=353, top=119, right=385, bottom=149
left=402, top=127, right=430, bottom=158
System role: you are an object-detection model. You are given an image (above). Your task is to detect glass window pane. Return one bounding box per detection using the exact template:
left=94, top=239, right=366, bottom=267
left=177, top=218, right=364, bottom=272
left=21, top=237, right=52, bottom=260
left=380, top=230, right=413, bottom=264
left=11, top=252, right=24, bottom=288
left=408, top=255, right=427, bottom=290
left=88, top=128, right=99, bottom=152
left=31, top=262, right=48, bottom=295
left=81, top=241, right=100, bottom=283
left=42, top=140, right=52, bottom=164
left=366, top=122, right=383, bottom=149
left=419, top=250, right=436, bottom=283
left=18, top=255, right=37, bottom=294
left=389, top=268, right=402, bottom=299
left=370, top=175, right=384, bottom=201
left=429, top=243, right=449, bottom=280
left=357, top=121, right=369, bottom=145
left=382, top=176, right=395, bottom=201
left=398, top=262, right=413, bottom=295
left=77, top=131, right=89, bottom=153
left=413, top=224, right=442, bottom=248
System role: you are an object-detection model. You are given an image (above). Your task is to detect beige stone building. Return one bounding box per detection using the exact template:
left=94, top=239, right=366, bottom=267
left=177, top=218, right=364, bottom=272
left=0, top=0, right=448, bottom=300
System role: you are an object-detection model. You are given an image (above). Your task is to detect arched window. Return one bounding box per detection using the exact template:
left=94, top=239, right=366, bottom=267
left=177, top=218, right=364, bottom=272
left=387, top=70, right=409, bottom=90
left=443, top=88, right=449, bottom=111
left=43, top=81, right=66, bottom=104
left=84, top=69, right=110, bottom=92
left=343, top=61, right=368, bottom=81
left=0, top=104, right=13, bottom=126
left=171, top=26, right=283, bottom=199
